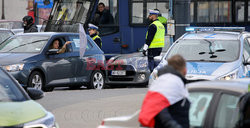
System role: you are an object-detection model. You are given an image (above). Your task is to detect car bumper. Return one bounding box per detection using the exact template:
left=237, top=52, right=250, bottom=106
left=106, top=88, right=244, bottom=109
left=106, top=70, right=150, bottom=85
left=9, top=70, right=29, bottom=85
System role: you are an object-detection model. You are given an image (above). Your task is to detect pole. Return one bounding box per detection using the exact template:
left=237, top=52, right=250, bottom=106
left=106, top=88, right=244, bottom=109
left=1, top=0, right=5, bottom=19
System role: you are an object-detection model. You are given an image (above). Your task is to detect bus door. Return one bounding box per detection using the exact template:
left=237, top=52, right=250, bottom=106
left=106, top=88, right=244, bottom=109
left=89, top=0, right=121, bottom=54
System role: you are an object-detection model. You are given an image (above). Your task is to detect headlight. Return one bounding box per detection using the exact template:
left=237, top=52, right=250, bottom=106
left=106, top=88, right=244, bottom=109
left=219, top=70, right=238, bottom=80
left=138, top=63, right=148, bottom=68
left=24, top=112, right=58, bottom=128
left=4, top=64, right=24, bottom=72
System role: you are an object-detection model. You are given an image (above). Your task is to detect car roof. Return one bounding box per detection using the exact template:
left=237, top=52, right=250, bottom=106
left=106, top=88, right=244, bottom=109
left=187, top=80, right=249, bottom=94
left=183, top=31, right=241, bottom=40
left=14, top=32, right=79, bottom=36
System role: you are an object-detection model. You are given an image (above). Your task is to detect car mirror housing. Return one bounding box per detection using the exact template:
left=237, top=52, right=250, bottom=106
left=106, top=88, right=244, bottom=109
left=243, top=58, right=250, bottom=65
left=27, top=88, right=44, bottom=100
left=46, top=49, right=58, bottom=55
left=154, top=56, right=163, bottom=63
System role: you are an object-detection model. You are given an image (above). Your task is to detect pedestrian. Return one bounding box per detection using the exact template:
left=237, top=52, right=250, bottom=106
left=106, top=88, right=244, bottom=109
left=143, top=9, right=165, bottom=72
left=88, top=23, right=102, bottom=49
left=22, top=16, right=38, bottom=33
left=139, top=54, right=190, bottom=128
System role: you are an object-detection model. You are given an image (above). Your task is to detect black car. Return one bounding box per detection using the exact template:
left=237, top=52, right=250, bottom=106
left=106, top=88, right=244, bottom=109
left=0, top=32, right=106, bottom=91
left=106, top=52, right=150, bottom=86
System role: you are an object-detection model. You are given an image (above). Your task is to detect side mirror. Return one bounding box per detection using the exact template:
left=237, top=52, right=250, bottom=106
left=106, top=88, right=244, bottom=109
left=113, top=37, right=120, bottom=43
left=244, top=58, right=250, bottom=65
left=26, top=88, right=44, bottom=100
left=46, top=49, right=58, bottom=55
left=154, top=56, right=163, bottom=63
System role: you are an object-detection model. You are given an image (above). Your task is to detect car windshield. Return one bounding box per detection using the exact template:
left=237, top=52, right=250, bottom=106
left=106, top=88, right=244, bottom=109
left=0, top=35, right=49, bottom=53
left=0, top=69, right=26, bottom=102
left=166, top=39, right=240, bottom=62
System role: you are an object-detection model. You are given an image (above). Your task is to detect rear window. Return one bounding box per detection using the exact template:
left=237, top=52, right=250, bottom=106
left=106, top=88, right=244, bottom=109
left=166, top=39, right=240, bottom=62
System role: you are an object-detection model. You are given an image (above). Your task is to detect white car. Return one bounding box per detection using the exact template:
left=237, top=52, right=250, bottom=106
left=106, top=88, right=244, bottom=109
left=97, top=79, right=250, bottom=128
left=149, top=27, right=250, bottom=85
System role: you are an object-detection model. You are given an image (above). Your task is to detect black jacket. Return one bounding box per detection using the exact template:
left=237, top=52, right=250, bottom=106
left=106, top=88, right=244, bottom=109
left=90, top=33, right=102, bottom=49
left=24, top=24, right=38, bottom=33
left=154, top=66, right=190, bottom=128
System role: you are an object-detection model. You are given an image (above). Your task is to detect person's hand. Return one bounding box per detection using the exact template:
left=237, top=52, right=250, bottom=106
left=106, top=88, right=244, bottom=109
left=65, top=41, right=72, bottom=45
left=62, top=41, right=72, bottom=48
left=142, top=44, right=148, bottom=56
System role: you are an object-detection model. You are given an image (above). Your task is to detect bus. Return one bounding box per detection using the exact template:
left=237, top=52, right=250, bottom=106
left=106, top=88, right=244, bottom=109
left=43, top=0, right=250, bottom=54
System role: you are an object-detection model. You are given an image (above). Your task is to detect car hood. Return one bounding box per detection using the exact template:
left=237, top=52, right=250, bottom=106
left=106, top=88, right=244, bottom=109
left=0, top=100, right=47, bottom=126
left=0, top=53, right=37, bottom=66
left=186, top=61, right=239, bottom=80
left=109, top=53, right=147, bottom=65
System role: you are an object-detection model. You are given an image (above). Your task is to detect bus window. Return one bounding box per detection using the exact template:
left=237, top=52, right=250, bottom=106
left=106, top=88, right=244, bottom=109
left=132, top=2, right=143, bottom=23
left=91, top=0, right=118, bottom=36
left=248, top=3, right=250, bottom=21
left=235, top=1, right=245, bottom=22
left=130, top=0, right=169, bottom=25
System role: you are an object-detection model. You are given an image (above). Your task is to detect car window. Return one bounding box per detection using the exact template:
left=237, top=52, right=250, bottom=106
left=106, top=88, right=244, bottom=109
left=214, top=94, right=240, bottom=128
left=244, top=39, right=250, bottom=60
left=68, top=36, right=93, bottom=52
left=0, top=69, right=26, bottom=102
left=189, top=92, right=213, bottom=127
left=166, top=39, right=240, bottom=62
left=0, top=35, right=49, bottom=53
left=0, top=31, right=13, bottom=43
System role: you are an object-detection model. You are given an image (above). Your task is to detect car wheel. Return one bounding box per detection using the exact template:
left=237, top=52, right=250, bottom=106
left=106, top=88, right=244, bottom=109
left=88, top=70, right=105, bottom=89
left=28, top=71, right=44, bottom=91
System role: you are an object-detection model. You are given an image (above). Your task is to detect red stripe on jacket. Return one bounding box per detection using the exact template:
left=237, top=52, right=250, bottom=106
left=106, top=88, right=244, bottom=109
left=139, top=91, right=170, bottom=127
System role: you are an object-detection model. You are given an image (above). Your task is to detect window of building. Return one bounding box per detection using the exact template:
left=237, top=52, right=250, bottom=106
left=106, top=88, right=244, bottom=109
left=190, top=2, right=194, bottom=22
left=197, top=1, right=231, bottom=23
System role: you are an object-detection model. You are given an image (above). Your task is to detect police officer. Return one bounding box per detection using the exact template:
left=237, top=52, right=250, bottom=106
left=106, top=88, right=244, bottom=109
left=154, top=9, right=167, bottom=26
left=88, top=23, right=102, bottom=49
left=22, top=16, right=38, bottom=33
left=143, top=9, right=165, bottom=72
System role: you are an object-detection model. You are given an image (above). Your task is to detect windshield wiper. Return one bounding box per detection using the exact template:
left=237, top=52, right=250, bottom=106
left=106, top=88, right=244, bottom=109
left=4, top=39, right=47, bottom=52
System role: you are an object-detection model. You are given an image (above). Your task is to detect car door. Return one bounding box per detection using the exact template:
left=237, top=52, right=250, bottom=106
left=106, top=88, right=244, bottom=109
left=244, top=38, right=250, bottom=77
left=45, top=37, right=75, bottom=85
left=67, top=35, right=94, bottom=83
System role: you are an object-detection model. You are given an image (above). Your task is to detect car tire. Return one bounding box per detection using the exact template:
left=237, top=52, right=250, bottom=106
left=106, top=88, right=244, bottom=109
left=88, top=70, right=105, bottom=89
left=28, top=71, right=44, bottom=91
left=28, top=71, right=54, bottom=92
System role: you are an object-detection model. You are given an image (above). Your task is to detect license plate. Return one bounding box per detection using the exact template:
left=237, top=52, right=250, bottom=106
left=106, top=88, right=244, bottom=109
left=111, top=70, right=126, bottom=76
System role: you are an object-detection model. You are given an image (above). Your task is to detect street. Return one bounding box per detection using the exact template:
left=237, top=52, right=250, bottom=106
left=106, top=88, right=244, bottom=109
left=38, top=87, right=147, bottom=128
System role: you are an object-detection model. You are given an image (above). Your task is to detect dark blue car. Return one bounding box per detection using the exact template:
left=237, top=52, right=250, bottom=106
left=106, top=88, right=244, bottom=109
left=0, top=32, right=106, bottom=91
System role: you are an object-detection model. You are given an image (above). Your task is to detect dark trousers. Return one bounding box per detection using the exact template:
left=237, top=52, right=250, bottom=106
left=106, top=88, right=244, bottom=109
left=147, top=48, right=162, bottom=72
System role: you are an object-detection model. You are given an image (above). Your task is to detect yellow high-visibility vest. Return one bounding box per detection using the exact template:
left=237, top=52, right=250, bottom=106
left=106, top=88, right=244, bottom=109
left=92, top=35, right=102, bottom=47
left=146, top=20, right=165, bottom=48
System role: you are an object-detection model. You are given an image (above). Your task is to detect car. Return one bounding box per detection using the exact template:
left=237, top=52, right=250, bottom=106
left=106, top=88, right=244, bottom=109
left=0, top=67, right=58, bottom=128
left=0, top=32, right=106, bottom=91
left=105, top=36, right=170, bottom=86
left=149, top=27, right=250, bottom=84
left=97, top=79, right=250, bottom=128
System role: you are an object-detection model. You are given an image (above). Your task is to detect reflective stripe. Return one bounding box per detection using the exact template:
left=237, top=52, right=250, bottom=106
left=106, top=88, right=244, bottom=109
left=92, top=35, right=102, bottom=47
left=146, top=20, right=165, bottom=48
